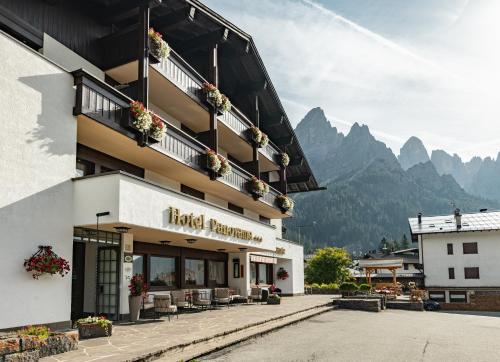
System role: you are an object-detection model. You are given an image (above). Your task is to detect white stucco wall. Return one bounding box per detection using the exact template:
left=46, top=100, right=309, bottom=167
left=0, top=32, right=76, bottom=329
left=228, top=252, right=250, bottom=296
left=422, top=231, right=500, bottom=287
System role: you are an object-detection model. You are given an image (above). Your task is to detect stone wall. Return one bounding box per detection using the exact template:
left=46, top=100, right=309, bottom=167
left=333, top=298, right=381, bottom=312
left=0, top=331, right=78, bottom=361
left=386, top=300, right=424, bottom=311
left=441, top=291, right=500, bottom=311
left=343, top=295, right=387, bottom=309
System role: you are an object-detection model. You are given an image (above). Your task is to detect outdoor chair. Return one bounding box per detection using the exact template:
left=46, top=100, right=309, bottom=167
left=213, top=288, right=231, bottom=308
left=171, top=290, right=190, bottom=311
left=193, top=289, right=211, bottom=310
left=250, top=287, right=269, bottom=304
left=153, top=294, right=178, bottom=321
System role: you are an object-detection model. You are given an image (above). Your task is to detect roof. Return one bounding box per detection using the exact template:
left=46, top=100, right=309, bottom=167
left=409, top=210, right=500, bottom=235
left=358, top=258, right=403, bottom=268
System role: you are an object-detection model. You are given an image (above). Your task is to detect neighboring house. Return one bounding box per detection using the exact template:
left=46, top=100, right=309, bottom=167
left=0, top=0, right=321, bottom=330
left=353, top=248, right=423, bottom=287
left=409, top=209, right=500, bottom=310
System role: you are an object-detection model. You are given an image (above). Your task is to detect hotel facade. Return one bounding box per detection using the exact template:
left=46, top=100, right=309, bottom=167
left=0, top=0, right=320, bottom=330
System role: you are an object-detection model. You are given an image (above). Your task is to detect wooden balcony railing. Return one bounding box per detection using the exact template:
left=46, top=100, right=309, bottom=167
left=72, top=70, right=285, bottom=213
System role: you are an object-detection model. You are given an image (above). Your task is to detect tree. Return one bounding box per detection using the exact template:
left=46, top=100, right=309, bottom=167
left=305, top=247, right=351, bottom=284
left=378, top=237, right=388, bottom=252
left=401, top=234, right=410, bottom=249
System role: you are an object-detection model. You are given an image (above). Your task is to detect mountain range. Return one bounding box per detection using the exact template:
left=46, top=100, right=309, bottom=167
left=286, top=107, right=497, bottom=254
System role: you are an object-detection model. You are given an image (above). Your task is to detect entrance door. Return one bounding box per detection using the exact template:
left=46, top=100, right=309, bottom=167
left=71, top=242, right=86, bottom=321
left=96, top=246, right=121, bottom=320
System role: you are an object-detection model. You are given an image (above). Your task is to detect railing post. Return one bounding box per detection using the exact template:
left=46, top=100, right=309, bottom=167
left=137, top=4, right=150, bottom=107
left=279, top=164, right=287, bottom=195
left=208, top=43, right=219, bottom=180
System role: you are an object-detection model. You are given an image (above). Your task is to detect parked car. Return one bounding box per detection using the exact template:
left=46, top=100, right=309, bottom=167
left=424, top=299, right=441, bottom=311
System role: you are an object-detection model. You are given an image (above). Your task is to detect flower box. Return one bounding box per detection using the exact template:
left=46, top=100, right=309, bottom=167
left=267, top=295, right=281, bottom=305
left=202, top=82, right=231, bottom=115
left=248, top=177, right=269, bottom=199
left=276, top=195, right=295, bottom=213
left=77, top=323, right=112, bottom=339
left=148, top=112, right=167, bottom=143
left=148, top=28, right=170, bottom=64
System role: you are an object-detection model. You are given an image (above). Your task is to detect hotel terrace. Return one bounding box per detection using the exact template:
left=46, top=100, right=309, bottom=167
left=0, top=0, right=321, bottom=330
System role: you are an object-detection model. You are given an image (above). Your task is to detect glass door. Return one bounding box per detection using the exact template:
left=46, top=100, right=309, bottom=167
left=96, top=246, right=120, bottom=320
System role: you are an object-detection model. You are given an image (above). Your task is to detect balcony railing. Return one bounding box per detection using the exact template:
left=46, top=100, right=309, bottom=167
left=72, top=70, right=286, bottom=213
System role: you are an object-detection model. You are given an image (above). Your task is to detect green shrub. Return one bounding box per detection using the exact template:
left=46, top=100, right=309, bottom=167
left=339, top=282, right=359, bottom=291
left=328, top=283, right=339, bottom=289
left=311, top=283, right=320, bottom=289
left=18, top=325, right=50, bottom=340
left=358, top=283, right=372, bottom=291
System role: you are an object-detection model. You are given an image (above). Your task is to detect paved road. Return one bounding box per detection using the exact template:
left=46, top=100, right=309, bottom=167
left=200, top=309, right=500, bottom=362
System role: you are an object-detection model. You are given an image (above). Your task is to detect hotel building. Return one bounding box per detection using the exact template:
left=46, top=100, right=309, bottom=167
left=0, top=0, right=321, bottom=330
left=410, top=209, right=500, bottom=310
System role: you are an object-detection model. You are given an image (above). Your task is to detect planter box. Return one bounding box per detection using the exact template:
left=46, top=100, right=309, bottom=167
left=1, top=331, right=78, bottom=360
left=267, top=298, right=281, bottom=305
left=77, top=323, right=112, bottom=339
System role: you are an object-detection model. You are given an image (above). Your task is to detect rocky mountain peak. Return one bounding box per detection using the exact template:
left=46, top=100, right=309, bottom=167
left=398, top=136, right=430, bottom=170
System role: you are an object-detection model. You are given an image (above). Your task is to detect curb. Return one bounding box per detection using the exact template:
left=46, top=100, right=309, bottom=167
left=130, top=303, right=333, bottom=362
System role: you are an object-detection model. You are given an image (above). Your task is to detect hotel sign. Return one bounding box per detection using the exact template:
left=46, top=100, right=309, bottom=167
left=169, top=207, right=263, bottom=242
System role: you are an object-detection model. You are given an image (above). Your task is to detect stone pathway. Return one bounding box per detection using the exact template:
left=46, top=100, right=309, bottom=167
left=42, top=295, right=333, bottom=362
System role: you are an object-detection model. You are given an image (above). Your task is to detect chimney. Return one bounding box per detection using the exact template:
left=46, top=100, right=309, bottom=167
left=454, top=208, right=462, bottom=230
left=417, top=213, right=422, bottom=225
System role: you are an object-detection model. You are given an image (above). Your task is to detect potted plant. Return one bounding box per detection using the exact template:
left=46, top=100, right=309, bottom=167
left=218, top=155, right=232, bottom=176
left=202, top=82, right=231, bottom=114
left=249, top=177, right=269, bottom=198
left=279, top=152, right=290, bottom=167
left=249, top=126, right=262, bottom=145
left=24, top=246, right=70, bottom=279
left=148, top=27, right=170, bottom=63
left=276, top=195, right=295, bottom=213
left=259, top=132, right=269, bottom=148
left=277, top=267, right=289, bottom=280
left=128, top=274, right=148, bottom=323
left=149, top=112, right=167, bottom=142
left=75, top=316, right=112, bottom=339
left=206, top=149, right=222, bottom=173
left=267, top=294, right=281, bottom=305
left=129, top=101, right=152, bottom=133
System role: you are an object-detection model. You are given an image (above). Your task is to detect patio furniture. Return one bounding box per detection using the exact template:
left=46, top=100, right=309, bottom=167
left=153, top=294, right=178, bottom=321
left=213, top=288, right=231, bottom=308
left=249, top=287, right=269, bottom=304
left=171, top=290, right=190, bottom=311
left=193, top=289, right=211, bottom=310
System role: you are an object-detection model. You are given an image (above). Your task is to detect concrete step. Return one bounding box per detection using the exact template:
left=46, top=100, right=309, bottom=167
left=155, top=305, right=334, bottom=362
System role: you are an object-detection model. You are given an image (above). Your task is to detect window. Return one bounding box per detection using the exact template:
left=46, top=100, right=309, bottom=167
left=403, top=263, right=409, bottom=270
left=181, top=184, right=205, bottom=200
left=449, top=291, right=467, bottom=303
left=208, top=260, right=226, bottom=286
left=448, top=267, right=455, bottom=279
left=132, top=255, right=144, bottom=276
left=251, top=262, right=273, bottom=285
left=447, top=243, right=453, bottom=255
left=75, top=158, right=94, bottom=177
left=149, top=256, right=176, bottom=287
left=185, top=259, right=205, bottom=286
left=259, top=215, right=271, bottom=224
left=228, top=203, right=244, bottom=214
left=463, top=242, right=478, bottom=254
left=464, top=267, right=480, bottom=279
left=428, top=291, right=445, bottom=302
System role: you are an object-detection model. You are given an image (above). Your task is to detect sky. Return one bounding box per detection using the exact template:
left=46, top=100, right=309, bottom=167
left=201, top=0, right=500, bottom=161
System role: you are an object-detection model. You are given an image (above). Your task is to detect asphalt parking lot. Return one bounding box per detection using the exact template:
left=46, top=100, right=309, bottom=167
left=201, top=309, right=500, bottom=362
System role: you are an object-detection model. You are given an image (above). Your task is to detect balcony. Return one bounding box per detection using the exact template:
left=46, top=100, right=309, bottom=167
left=73, top=171, right=279, bottom=253
left=105, top=50, right=281, bottom=171
left=72, top=70, right=288, bottom=219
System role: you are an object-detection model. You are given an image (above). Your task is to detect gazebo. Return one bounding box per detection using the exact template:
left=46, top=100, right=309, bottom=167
left=358, top=258, right=403, bottom=286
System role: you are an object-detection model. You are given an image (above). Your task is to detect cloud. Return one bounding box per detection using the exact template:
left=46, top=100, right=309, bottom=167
left=202, top=0, right=500, bottom=160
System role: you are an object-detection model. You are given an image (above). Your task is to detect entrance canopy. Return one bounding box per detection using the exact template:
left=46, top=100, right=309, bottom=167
left=358, top=258, right=403, bottom=286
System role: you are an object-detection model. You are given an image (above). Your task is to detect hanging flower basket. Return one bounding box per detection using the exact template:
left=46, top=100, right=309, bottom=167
left=24, top=246, right=70, bottom=279
left=277, top=268, right=289, bottom=280
left=202, top=82, right=231, bottom=114
left=259, top=132, right=269, bottom=148
left=129, top=101, right=152, bottom=133
left=149, top=112, right=167, bottom=142
left=249, top=177, right=269, bottom=198
left=249, top=126, right=262, bottom=144
left=276, top=195, right=295, bottom=213
left=280, top=152, right=290, bottom=167
left=218, top=155, right=232, bottom=177
left=148, top=28, right=170, bottom=63
left=206, top=149, right=222, bottom=173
